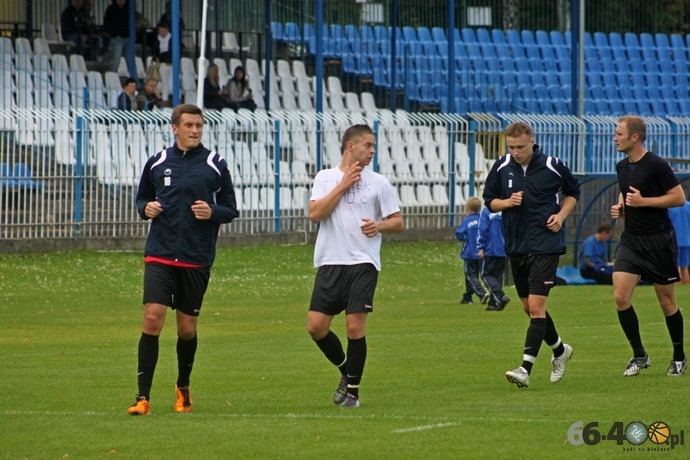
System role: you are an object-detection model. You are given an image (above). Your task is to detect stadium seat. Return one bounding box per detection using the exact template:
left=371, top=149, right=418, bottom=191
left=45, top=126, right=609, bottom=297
left=556, top=266, right=596, bottom=285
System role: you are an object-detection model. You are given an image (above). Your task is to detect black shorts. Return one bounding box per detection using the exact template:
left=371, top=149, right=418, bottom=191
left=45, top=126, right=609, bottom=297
left=509, top=254, right=559, bottom=298
left=614, top=230, right=680, bottom=285
left=309, top=263, right=378, bottom=316
left=143, top=262, right=211, bottom=317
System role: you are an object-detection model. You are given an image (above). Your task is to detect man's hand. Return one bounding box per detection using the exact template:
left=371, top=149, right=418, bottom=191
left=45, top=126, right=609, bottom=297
left=145, top=200, right=163, bottom=219
left=625, top=186, right=643, bottom=207
left=191, top=200, right=212, bottom=220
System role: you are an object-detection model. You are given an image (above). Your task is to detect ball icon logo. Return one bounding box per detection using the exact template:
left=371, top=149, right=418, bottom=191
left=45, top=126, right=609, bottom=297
left=648, top=422, right=671, bottom=444
left=625, top=422, right=648, bottom=445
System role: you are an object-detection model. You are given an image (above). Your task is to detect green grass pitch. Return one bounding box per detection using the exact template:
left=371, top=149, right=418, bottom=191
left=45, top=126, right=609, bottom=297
left=1, top=241, right=688, bottom=458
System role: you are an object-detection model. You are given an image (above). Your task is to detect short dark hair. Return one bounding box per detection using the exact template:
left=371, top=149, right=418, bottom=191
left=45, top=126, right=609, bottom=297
left=171, top=104, right=204, bottom=126
left=341, top=124, right=374, bottom=154
left=596, top=222, right=613, bottom=234
left=124, top=77, right=137, bottom=87
left=620, top=116, right=647, bottom=143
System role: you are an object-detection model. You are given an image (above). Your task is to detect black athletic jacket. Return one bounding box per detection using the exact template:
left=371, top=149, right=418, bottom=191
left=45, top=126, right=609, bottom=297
left=482, top=146, right=581, bottom=255
left=136, top=143, right=239, bottom=266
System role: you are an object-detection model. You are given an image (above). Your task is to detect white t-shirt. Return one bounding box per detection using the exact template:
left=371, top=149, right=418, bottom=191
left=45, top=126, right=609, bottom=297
left=310, top=167, right=400, bottom=271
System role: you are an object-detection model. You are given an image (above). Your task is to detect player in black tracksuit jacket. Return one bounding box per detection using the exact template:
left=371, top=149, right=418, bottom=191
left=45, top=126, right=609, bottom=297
left=128, top=104, right=238, bottom=416
left=483, top=145, right=581, bottom=256
left=136, top=140, right=238, bottom=266
left=482, top=121, right=580, bottom=389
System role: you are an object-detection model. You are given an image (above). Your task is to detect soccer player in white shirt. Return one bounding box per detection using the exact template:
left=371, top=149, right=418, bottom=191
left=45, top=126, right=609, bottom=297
left=307, top=124, right=404, bottom=408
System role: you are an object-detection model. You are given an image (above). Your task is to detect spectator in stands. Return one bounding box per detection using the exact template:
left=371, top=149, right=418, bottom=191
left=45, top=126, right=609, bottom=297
left=579, top=222, right=614, bottom=284
left=668, top=200, right=690, bottom=284
left=61, top=0, right=90, bottom=59
left=136, top=78, right=164, bottom=110
left=203, top=64, right=231, bottom=110
left=609, top=115, right=686, bottom=377
left=117, top=77, right=137, bottom=110
left=156, top=0, right=185, bottom=52
left=81, top=0, right=107, bottom=60
left=153, top=22, right=172, bottom=64
left=483, top=121, right=580, bottom=388
left=223, top=66, right=257, bottom=112
left=477, top=207, right=510, bottom=310
left=455, top=197, right=490, bottom=306
left=103, top=0, right=131, bottom=73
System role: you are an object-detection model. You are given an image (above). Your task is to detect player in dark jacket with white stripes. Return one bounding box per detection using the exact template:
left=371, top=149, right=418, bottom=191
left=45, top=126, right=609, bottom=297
left=483, top=121, right=581, bottom=389
left=128, top=104, right=239, bottom=415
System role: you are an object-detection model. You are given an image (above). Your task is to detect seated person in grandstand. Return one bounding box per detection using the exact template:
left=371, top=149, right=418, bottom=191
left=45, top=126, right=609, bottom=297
left=223, top=66, right=257, bottom=112
left=579, top=222, right=614, bottom=284
left=136, top=78, right=165, bottom=110
left=203, top=64, right=232, bottom=110
left=156, top=0, right=185, bottom=51
left=117, top=77, right=138, bottom=110
left=153, top=22, right=172, bottom=64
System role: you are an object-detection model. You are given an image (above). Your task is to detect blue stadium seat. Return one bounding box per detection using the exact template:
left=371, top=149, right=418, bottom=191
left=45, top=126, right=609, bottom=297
left=637, top=99, right=653, bottom=116
left=500, top=56, right=516, bottom=72
left=344, top=24, right=359, bottom=41
left=552, top=98, right=568, bottom=114
left=624, top=32, right=642, bottom=59
left=680, top=99, right=690, bottom=114
left=417, top=26, right=433, bottom=44
left=402, top=26, right=417, bottom=44
left=549, top=30, right=565, bottom=48
left=540, top=43, right=556, bottom=61
left=557, top=266, right=596, bottom=285
left=461, top=28, right=477, bottom=43
left=480, top=42, right=496, bottom=59
left=360, top=24, right=375, bottom=43
left=493, top=42, right=510, bottom=59
left=302, top=23, right=314, bottom=43
left=524, top=43, right=541, bottom=60
left=451, top=28, right=461, bottom=43
left=283, top=22, right=301, bottom=43
left=491, top=29, right=506, bottom=45
left=603, top=84, right=619, bottom=101
left=640, top=32, right=655, bottom=50
left=544, top=71, right=559, bottom=87
left=374, top=25, right=389, bottom=42
left=270, top=22, right=283, bottom=41
left=535, top=30, right=550, bottom=47
left=556, top=57, right=571, bottom=73
left=476, top=28, right=491, bottom=44
left=664, top=99, right=681, bottom=116
left=670, top=34, right=686, bottom=55
left=506, top=29, right=521, bottom=46
left=609, top=32, right=623, bottom=49
left=501, top=70, right=517, bottom=87
left=431, top=27, right=446, bottom=45
left=521, top=29, right=536, bottom=46
left=547, top=84, right=563, bottom=100
left=608, top=99, right=624, bottom=116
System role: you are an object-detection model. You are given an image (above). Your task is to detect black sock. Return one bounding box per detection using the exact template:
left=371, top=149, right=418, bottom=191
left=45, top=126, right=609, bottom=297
left=544, top=311, right=565, bottom=357
left=176, top=334, right=198, bottom=388
left=314, top=330, right=347, bottom=375
left=521, top=318, right=546, bottom=374
left=617, top=306, right=645, bottom=357
left=665, top=310, right=685, bottom=362
left=346, top=337, right=367, bottom=397
left=137, top=333, right=159, bottom=400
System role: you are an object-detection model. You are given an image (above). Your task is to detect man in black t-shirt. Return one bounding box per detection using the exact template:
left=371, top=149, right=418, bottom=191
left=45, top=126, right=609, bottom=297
left=610, top=116, right=687, bottom=377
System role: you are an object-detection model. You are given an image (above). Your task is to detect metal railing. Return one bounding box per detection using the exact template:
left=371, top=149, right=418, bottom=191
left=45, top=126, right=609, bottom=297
left=2, top=107, right=690, bottom=242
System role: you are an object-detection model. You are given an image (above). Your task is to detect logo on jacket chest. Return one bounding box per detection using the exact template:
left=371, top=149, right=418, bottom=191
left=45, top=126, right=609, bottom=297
left=164, top=168, right=172, bottom=186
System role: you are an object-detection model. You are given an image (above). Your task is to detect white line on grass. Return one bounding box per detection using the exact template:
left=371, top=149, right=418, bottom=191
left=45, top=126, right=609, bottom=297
left=1, top=410, right=549, bottom=425
left=392, top=422, right=458, bottom=433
